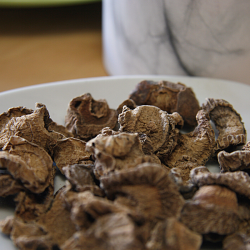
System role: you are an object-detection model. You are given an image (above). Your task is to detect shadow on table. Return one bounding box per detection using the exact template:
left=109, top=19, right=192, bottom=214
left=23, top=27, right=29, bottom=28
left=0, top=1, right=102, bottom=36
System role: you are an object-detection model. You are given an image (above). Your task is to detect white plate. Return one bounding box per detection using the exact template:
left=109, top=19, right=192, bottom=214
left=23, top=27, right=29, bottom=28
left=0, top=75, right=249, bottom=249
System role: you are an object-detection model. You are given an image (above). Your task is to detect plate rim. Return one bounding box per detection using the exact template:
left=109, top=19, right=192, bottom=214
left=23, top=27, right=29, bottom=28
left=1, top=75, right=249, bottom=96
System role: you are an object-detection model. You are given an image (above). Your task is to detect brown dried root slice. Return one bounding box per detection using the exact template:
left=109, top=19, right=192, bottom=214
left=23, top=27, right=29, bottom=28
left=228, top=199, right=250, bottom=239
left=61, top=187, right=93, bottom=230
left=14, top=186, right=55, bottom=222
left=218, top=141, right=250, bottom=173
left=146, top=218, right=202, bottom=250
left=87, top=129, right=142, bottom=157
left=100, top=163, right=185, bottom=221
left=226, top=221, right=250, bottom=249
left=129, top=80, right=200, bottom=127
left=0, top=174, right=24, bottom=197
left=61, top=213, right=144, bottom=250
left=190, top=170, right=250, bottom=200
left=33, top=187, right=77, bottom=248
left=63, top=189, right=134, bottom=230
left=0, top=136, right=54, bottom=193
left=161, top=110, right=215, bottom=168
left=65, top=93, right=118, bottom=140
left=0, top=103, right=65, bottom=154
left=9, top=187, right=76, bottom=250
left=86, top=129, right=161, bottom=178
left=202, top=98, right=246, bottom=153
left=47, top=122, right=74, bottom=138
left=62, top=164, right=104, bottom=196
left=180, top=185, right=240, bottom=235
left=169, top=162, right=200, bottom=200
left=13, top=166, right=55, bottom=222
left=52, top=137, right=93, bottom=173
left=223, top=233, right=250, bottom=250
left=101, top=127, right=157, bottom=158
left=236, top=219, right=250, bottom=241
left=238, top=199, right=250, bottom=222
left=116, top=98, right=137, bottom=115
left=64, top=187, right=145, bottom=227
left=219, top=150, right=250, bottom=173
left=35, top=102, right=74, bottom=138
left=0, top=215, right=14, bottom=236
left=14, top=192, right=49, bottom=223
left=170, top=162, right=199, bottom=186
left=190, top=165, right=211, bottom=176
left=243, top=141, right=250, bottom=151
left=0, top=106, right=33, bottom=131
left=118, top=105, right=183, bottom=155
left=10, top=218, right=55, bottom=250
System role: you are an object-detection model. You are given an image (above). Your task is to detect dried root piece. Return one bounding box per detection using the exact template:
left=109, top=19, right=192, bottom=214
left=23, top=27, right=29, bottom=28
left=190, top=165, right=211, bottom=177
left=86, top=129, right=160, bottom=178
left=61, top=230, right=109, bottom=250
left=100, top=163, right=185, bottom=221
left=169, top=162, right=200, bottom=200
left=10, top=218, right=55, bottom=250
left=129, top=80, right=200, bottom=127
left=236, top=218, right=250, bottom=241
left=185, top=168, right=250, bottom=238
left=61, top=213, right=144, bottom=250
left=8, top=187, right=75, bottom=250
left=35, top=187, right=77, bottom=248
left=0, top=215, right=14, bottom=236
left=218, top=141, right=250, bottom=173
left=61, top=189, right=94, bottom=230
left=87, top=129, right=140, bottom=158
left=0, top=106, right=33, bottom=132
left=14, top=192, right=45, bottom=222
left=52, top=137, right=93, bottom=173
left=0, top=103, right=65, bottom=154
left=0, top=136, right=54, bottom=193
left=36, top=102, right=74, bottom=138
left=170, top=162, right=199, bottom=186
left=219, top=150, right=250, bottom=173
left=14, top=186, right=55, bottom=222
left=146, top=218, right=202, bottom=250
left=223, top=233, right=250, bottom=250
left=202, top=98, right=246, bottom=154
left=180, top=185, right=240, bottom=235
left=238, top=200, right=250, bottom=222
left=65, top=93, right=118, bottom=140
left=47, top=121, right=74, bottom=138
left=13, top=166, right=55, bottom=222
left=221, top=199, right=250, bottom=243
left=63, top=190, right=131, bottom=230
left=118, top=105, right=183, bottom=156
left=116, top=99, right=137, bottom=115
left=62, top=164, right=104, bottom=196
left=190, top=170, right=250, bottom=200
left=0, top=174, right=24, bottom=197
left=161, top=110, right=215, bottom=168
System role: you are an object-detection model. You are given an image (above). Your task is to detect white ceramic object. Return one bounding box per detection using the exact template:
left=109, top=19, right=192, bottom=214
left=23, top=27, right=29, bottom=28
left=103, top=0, right=250, bottom=85
left=0, top=75, right=250, bottom=249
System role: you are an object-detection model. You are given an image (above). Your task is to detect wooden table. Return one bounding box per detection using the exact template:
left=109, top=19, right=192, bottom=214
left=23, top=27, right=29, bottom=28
left=0, top=2, right=108, bottom=93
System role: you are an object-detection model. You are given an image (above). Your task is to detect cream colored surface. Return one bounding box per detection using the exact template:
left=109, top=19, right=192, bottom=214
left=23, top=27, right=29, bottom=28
left=0, top=2, right=107, bottom=93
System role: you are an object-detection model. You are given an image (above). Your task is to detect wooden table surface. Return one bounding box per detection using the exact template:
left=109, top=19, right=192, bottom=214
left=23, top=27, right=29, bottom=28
left=0, top=1, right=108, bottom=93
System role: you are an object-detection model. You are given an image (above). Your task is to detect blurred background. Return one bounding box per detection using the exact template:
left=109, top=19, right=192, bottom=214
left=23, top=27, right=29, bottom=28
left=0, top=0, right=107, bottom=92
left=1, top=0, right=250, bottom=93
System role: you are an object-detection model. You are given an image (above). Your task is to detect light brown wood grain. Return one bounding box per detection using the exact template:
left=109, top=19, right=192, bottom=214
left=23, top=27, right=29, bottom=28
left=0, top=2, right=108, bottom=92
